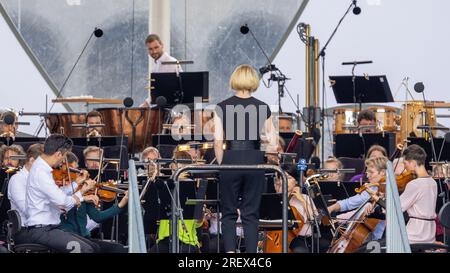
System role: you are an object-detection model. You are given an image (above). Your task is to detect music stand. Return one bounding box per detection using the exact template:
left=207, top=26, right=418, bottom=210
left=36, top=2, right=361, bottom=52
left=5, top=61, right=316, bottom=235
left=156, top=179, right=197, bottom=220
left=318, top=181, right=361, bottom=202
left=0, top=137, right=45, bottom=151
left=334, top=132, right=396, bottom=158
left=329, top=75, right=394, bottom=108
left=151, top=72, right=209, bottom=107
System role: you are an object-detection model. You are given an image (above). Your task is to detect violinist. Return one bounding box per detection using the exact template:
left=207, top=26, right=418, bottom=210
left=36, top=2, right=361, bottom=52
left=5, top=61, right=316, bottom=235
left=400, top=144, right=437, bottom=244
left=60, top=152, right=100, bottom=233
left=349, top=145, right=387, bottom=182
left=274, top=171, right=317, bottom=253
left=328, top=156, right=388, bottom=241
left=7, top=144, right=44, bottom=235
left=22, top=134, right=98, bottom=253
left=57, top=155, right=129, bottom=253
left=0, top=144, right=25, bottom=168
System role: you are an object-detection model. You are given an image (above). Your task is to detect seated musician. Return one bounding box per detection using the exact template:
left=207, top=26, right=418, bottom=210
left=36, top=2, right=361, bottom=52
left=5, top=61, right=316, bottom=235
left=150, top=150, right=203, bottom=253
left=86, top=110, right=103, bottom=137
left=0, top=110, right=18, bottom=138
left=350, top=145, right=387, bottom=182
left=328, top=156, right=388, bottom=241
left=58, top=152, right=129, bottom=253
left=184, top=141, right=203, bottom=162
left=274, top=171, right=317, bottom=253
left=265, top=136, right=286, bottom=165
left=83, top=146, right=103, bottom=169
left=357, top=109, right=377, bottom=133
left=22, top=134, right=99, bottom=253
left=141, top=146, right=161, bottom=178
left=322, top=157, right=345, bottom=181
left=0, top=144, right=25, bottom=168
left=400, top=144, right=437, bottom=245
left=7, top=144, right=44, bottom=241
left=278, top=115, right=293, bottom=133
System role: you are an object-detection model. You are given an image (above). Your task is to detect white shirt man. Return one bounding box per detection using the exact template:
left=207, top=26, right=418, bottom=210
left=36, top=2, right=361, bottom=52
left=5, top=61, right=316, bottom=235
left=141, top=34, right=182, bottom=107
left=8, top=167, right=30, bottom=225
left=25, top=156, right=85, bottom=226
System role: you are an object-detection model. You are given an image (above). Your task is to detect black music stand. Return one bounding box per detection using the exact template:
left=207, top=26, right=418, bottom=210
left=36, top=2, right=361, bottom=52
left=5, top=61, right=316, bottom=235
left=156, top=179, right=198, bottom=220
left=334, top=132, right=396, bottom=158
left=318, top=181, right=361, bottom=202
left=259, top=193, right=295, bottom=222
left=408, top=137, right=450, bottom=170
left=151, top=72, right=209, bottom=107
left=71, top=136, right=128, bottom=148
left=329, top=75, right=394, bottom=106
left=0, top=137, right=45, bottom=151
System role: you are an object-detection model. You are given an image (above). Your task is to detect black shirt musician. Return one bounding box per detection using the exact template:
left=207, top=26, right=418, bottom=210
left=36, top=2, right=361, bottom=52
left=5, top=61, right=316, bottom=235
left=213, top=64, right=277, bottom=253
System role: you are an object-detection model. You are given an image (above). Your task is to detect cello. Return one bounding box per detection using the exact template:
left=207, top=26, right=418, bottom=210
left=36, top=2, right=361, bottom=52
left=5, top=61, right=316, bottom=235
left=263, top=199, right=305, bottom=253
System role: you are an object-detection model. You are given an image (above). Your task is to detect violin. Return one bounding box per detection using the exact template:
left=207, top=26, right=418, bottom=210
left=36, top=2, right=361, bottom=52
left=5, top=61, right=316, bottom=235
left=92, top=180, right=126, bottom=203
left=52, top=165, right=81, bottom=187
left=374, top=171, right=416, bottom=194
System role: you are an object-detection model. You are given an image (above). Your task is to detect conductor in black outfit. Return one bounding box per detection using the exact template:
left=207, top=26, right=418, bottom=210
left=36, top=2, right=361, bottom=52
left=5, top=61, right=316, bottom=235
left=214, top=64, right=277, bottom=253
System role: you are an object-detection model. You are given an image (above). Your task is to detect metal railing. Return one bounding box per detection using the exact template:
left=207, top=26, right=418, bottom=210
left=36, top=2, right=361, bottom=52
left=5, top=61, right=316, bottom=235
left=128, top=160, right=147, bottom=253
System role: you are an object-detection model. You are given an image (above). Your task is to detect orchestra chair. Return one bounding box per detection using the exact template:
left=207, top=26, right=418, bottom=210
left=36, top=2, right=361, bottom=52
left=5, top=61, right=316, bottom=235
left=6, top=210, right=52, bottom=253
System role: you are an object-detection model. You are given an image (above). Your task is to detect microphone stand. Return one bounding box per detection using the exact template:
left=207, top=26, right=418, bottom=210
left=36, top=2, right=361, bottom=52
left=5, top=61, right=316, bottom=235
left=315, top=0, right=357, bottom=162
left=34, top=28, right=102, bottom=136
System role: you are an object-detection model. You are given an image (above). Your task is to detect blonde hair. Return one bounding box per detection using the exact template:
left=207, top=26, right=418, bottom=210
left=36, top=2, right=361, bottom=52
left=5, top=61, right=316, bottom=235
left=325, top=157, right=343, bottom=169
left=365, top=156, right=388, bottom=172
left=142, top=146, right=160, bottom=160
left=230, top=64, right=260, bottom=93
left=0, top=144, right=25, bottom=162
left=83, top=146, right=103, bottom=158
left=324, top=157, right=344, bottom=181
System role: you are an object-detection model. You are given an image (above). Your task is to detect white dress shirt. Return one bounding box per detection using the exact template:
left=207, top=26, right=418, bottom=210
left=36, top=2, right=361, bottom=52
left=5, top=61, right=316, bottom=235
left=144, top=52, right=183, bottom=106
left=152, top=52, right=182, bottom=73
left=25, top=156, right=84, bottom=226
left=7, top=167, right=29, bottom=225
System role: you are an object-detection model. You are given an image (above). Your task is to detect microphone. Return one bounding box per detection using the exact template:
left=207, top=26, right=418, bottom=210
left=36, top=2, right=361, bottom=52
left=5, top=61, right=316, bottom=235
left=155, top=96, right=167, bottom=108
left=2, top=112, right=16, bottom=125
left=414, top=82, right=425, bottom=93
left=34, top=27, right=105, bottom=136
left=123, top=97, right=134, bottom=108
left=239, top=24, right=272, bottom=68
left=240, top=24, right=249, bottom=34
left=94, top=28, right=103, bottom=38
left=310, top=156, right=321, bottom=170
left=352, top=0, right=362, bottom=15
